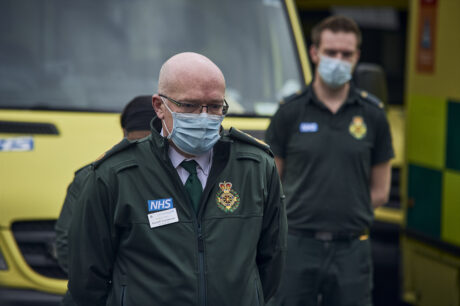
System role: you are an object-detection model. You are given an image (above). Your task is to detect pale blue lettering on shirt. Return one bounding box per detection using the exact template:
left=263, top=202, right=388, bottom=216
left=148, top=198, right=173, bottom=212
left=299, top=122, right=318, bottom=133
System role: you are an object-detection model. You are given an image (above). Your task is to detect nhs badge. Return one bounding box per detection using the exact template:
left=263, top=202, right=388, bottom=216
left=299, top=122, right=318, bottom=133
left=0, top=137, right=34, bottom=152
left=148, top=198, right=173, bottom=212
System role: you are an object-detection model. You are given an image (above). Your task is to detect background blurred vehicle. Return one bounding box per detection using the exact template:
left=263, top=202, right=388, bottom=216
left=3, top=1, right=438, bottom=305
left=402, top=0, right=460, bottom=305
left=0, top=1, right=310, bottom=305
left=296, top=1, right=460, bottom=305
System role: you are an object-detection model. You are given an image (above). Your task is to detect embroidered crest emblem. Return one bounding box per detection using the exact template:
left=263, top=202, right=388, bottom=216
left=216, top=181, right=240, bottom=213
left=349, top=116, right=367, bottom=139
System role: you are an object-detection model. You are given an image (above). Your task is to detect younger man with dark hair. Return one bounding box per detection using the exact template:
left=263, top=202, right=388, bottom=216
left=266, top=16, right=394, bottom=306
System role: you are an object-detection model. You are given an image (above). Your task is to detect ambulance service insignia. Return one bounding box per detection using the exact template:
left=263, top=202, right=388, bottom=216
left=216, top=181, right=240, bottom=213
left=349, top=116, right=367, bottom=139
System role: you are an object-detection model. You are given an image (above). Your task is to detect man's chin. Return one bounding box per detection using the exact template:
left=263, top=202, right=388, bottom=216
left=170, top=140, right=196, bottom=158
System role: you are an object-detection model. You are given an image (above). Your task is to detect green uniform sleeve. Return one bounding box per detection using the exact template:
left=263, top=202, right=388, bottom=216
left=55, top=182, right=75, bottom=275
left=55, top=167, right=91, bottom=274
left=68, top=171, right=118, bottom=306
left=256, top=159, right=287, bottom=301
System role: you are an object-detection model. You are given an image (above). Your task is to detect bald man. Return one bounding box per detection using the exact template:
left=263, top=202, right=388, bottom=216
left=67, top=53, right=287, bottom=306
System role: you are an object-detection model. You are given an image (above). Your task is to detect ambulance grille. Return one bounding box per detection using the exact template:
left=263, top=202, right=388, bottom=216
left=12, top=220, right=67, bottom=279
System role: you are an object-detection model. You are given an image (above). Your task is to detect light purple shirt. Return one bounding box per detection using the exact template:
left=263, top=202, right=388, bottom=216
left=162, top=129, right=212, bottom=189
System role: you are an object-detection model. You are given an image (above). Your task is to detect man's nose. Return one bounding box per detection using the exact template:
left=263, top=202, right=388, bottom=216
left=200, top=105, right=209, bottom=113
left=332, top=52, right=345, bottom=60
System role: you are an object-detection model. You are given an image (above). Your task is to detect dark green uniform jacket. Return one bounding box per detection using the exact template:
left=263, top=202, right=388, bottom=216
left=56, top=165, right=92, bottom=306
left=57, top=140, right=133, bottom=306
left=68, top=118, right=287, bottom=306
left=56, top=164, right=91, bottom=275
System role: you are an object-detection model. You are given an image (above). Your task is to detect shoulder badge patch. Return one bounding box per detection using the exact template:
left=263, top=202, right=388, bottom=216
left=349, top=116, right=367, bottom=139
left=216, top=181, right=240, bottom=213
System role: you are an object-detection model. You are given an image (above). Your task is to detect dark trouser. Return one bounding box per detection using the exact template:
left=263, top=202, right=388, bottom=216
left=61, top=290, right=78, bottom=306
left=269, top=233, right=373, bottom=306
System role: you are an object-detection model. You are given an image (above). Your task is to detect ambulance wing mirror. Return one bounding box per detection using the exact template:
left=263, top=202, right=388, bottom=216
left=353, top=62, right=388, bottom=107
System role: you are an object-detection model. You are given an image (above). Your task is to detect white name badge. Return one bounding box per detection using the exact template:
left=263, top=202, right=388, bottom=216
left=148, top=208, right=179, bottom=229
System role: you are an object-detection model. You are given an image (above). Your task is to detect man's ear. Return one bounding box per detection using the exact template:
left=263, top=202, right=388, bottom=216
left=152, top=95, right=165, bottom=119
left=309, top=45, right=320, bottom=65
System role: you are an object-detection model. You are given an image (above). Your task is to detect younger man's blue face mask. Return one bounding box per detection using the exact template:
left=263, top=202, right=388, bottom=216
left=161, top=97, right=224, bottom=156
left=318, top=55, right=352, bottom=88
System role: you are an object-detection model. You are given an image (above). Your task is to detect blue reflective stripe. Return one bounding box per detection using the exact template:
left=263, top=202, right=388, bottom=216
left=0, top=137, right=34, bottom=152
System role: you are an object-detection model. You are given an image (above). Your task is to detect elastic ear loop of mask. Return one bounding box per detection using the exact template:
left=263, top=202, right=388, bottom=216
left=160, top=96, right=174, bottom=139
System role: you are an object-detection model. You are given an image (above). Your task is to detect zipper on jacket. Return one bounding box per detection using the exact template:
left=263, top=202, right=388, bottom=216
left=254, top=279, right=261, bottom=306
left=197, top=223, right=206, bottom=306
left=163, top=152, right=207, bottom=306
left=159, top=138, right=229, bottom=306
left=121, top=285, right=126, bottom=306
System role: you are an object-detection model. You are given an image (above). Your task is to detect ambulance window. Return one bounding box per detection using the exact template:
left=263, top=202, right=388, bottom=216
left=0, top=0, right=302, bottom=116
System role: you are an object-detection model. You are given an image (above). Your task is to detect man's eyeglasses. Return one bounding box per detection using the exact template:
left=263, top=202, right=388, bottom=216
left=159, top=94, right=229, bottom=115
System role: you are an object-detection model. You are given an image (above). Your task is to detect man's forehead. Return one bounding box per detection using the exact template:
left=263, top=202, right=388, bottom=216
left=163, top=72, right=225, bottom=98
left=319, top=30, right=358, bottom=50
left=159, top=53, right=225, bottom=94
left=166, top=78, right=225, bottom=101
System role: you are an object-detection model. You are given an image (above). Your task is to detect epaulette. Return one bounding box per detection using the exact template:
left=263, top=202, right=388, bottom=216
left=92, top=138, right=136, bottom=169
left=228, top=127, right=273, bottom=157
left=279, top=87, right=308, bottom=105
left=356, top=89, right=384, bottom=109
left=74, top=163, right=91, bottom=176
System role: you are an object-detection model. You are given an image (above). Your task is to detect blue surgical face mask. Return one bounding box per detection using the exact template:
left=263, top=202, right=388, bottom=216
left=318, top=55, right=352, bottom=88
left=161, top=97, right=224, bottom=156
